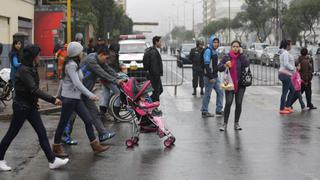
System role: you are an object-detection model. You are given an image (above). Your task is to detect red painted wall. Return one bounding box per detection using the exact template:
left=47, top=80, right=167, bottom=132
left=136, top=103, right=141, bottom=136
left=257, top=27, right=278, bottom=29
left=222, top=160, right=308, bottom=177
left=35, top=12, right=64, bottom=57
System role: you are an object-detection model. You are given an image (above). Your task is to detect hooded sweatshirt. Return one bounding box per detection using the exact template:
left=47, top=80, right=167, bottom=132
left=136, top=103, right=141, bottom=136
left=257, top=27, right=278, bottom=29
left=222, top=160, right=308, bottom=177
left=203, top=35, right=219, bottom=80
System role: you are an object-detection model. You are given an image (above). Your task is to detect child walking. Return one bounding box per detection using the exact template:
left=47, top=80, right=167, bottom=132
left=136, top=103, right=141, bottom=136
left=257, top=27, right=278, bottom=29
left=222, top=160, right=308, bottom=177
left=290, top=62, right=306, bottom=111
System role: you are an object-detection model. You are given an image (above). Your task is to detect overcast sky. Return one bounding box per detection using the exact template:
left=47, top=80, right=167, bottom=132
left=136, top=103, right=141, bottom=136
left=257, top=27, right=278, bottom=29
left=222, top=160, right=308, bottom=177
left=127, top=0, right=203, bottom=36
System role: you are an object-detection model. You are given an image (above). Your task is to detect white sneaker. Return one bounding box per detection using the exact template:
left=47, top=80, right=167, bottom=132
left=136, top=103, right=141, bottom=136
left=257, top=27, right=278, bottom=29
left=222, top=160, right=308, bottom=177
left=0, top=160, right=12, bottom=171
left=49, top=157, right=69, bottom=170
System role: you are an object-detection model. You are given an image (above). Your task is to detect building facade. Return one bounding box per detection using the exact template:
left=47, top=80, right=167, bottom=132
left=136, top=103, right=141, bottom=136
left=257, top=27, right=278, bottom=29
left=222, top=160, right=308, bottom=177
left=0, top=0, right=35, bottom=68
left=203, top=0, right=215, bottom=26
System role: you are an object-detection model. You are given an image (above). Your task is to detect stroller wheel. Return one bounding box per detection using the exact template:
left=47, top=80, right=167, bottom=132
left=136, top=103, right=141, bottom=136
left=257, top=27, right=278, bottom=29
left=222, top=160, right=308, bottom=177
left=125, top=139, right=134, bottom=148
left=158, top=130, right=165, bottom=138
left=133, top=137, right=139, bottom=145
left=164, top=138, right=172, bottom=148
left=170, top=136, right=176, bottom=144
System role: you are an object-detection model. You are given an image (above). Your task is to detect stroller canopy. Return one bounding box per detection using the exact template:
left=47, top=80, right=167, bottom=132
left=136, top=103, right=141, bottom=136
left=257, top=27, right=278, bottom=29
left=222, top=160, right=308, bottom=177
left=121, top=77, right=153, bottom=102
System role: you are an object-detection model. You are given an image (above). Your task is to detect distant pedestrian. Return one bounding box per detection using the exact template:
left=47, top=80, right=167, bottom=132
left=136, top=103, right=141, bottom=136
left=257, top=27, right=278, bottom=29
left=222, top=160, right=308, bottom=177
left=53, top=42, right=108, bottom=158
left=86, top=38, right=96, bottom=54
left=278, top=39, right=295, bottom=114
left=316, top=43, right=320, bottom=73
left=189, top=40, right=204, bottom=95
left=0, top=45, right=69, bottom=171
left=289, top=62, right=306, bottom=111
left=218, top=40, right=250, bottom=131
left=298, top=47, right=317, bottom=110
left=9, top=40, right=22, bottom=86
left=201, top=36, right=224, bottom=118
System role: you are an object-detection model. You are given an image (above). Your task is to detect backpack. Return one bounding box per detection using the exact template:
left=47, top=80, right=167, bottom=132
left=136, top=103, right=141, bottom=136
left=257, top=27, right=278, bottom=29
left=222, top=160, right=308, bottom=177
left=200, top=47, right=211, bottom=70
left=143, top=47, right=153, bottom=71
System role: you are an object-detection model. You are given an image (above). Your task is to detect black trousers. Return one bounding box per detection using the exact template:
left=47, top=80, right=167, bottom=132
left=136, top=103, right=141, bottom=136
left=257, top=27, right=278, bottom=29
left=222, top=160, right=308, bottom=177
left=224, top=87, right=246, bottom=124
left=54, top=97, right=96, bottom=144
left=149, top=76, right=163, bottom=102
left=0, top=102, right=55, bottom=163
left=301, top=82, right=314, bottom=108
left=192, top=69, right=204, bottom=88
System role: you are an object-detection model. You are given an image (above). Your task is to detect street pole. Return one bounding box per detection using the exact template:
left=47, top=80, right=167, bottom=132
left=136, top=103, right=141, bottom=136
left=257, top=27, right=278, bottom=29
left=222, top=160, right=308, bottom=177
left=228, top=0, right=231, bottom=44
left=184, top=4, right=186, bottom=28
left=67, top=0, right=71, bottom=43
left=192, top=2, right=195, bottom=34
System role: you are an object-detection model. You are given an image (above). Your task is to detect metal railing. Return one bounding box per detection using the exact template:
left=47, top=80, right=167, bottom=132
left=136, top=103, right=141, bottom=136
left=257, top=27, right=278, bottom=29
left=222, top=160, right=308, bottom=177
left=162, top=59, right=184, bottom=95
left=249, top=57, right=281, bottom=86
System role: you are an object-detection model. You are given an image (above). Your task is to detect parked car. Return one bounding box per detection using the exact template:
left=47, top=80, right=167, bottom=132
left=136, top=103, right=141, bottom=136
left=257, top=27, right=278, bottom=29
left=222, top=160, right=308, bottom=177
left=273, top=46, right=301, bottom=68
left=177, top=43, right=195, bottom=67
left=217, top=46, right=231, bottom=59
left=261, top=46, right=279, bottom=66
left=247, top=43, right=270, bottom=64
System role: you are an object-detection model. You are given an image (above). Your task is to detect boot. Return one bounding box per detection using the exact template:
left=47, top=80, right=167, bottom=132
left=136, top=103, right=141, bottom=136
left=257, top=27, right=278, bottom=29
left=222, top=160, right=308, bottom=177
left=192, top=88, right=196, bottom=96
left=52, top=144, right=69, bottom=158
left=90, top=139, right=109, bottom=154
left=200, top=88, right=204, bottom=95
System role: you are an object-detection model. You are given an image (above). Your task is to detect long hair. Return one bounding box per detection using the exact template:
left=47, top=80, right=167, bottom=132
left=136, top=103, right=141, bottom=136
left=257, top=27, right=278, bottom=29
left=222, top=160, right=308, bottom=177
left=61, top=56, right=81, bottom=78
left=9, top=40, right=22, bottom=60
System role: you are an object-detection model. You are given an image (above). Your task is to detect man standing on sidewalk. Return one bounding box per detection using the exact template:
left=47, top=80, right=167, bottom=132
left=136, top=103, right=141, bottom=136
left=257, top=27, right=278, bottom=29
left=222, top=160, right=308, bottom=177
left=201, top=36, right=224, bottom=118
left=190, top=40, right=205, bottom=96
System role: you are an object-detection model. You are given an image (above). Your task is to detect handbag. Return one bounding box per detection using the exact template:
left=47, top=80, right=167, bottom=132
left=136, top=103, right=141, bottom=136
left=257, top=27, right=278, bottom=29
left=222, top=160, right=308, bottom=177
left=239, top=67, right=252, bottom=87
left=220, top=68, right=234, bottom=91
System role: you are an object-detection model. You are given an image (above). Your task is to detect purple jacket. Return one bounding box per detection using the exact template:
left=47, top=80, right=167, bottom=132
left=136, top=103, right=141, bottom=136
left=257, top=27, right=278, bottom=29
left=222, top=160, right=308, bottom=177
left=218, top=53, right=250, bottom=84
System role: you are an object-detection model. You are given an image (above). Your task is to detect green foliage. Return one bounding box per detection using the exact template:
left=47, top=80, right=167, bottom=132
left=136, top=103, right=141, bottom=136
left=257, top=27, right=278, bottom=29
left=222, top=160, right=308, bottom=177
left=202, top=18, right=229, bottom=36
left=72, top=0, right=133, bottom=40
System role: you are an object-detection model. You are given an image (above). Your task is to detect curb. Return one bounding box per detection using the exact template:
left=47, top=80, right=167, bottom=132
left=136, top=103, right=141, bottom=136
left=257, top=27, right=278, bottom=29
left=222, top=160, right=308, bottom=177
left=0, top=106, right=61, bottom=121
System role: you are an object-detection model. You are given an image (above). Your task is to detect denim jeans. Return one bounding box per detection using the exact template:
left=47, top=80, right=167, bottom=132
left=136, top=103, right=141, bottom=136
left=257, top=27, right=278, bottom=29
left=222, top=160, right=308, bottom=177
left=201, top=76, right=224, bottom=113
left=100, top=83, right=120, bottom=108
left=0, top=102, right=55, bottom=163
left=279, top=73, right=294, bottom=110
left=54, top=97, right=96, bottom=144
left=290, top=91, right=306, bottom=109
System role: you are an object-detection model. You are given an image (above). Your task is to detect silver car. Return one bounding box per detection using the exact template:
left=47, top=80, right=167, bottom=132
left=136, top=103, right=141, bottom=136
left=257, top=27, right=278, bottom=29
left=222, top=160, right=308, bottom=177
left=261, top=46, right=279, bottom=66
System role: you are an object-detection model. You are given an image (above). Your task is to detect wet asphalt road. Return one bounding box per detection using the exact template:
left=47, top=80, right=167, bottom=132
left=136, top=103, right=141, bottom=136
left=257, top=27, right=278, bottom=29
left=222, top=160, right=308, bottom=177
left=1, top=54, right=320, bottom=180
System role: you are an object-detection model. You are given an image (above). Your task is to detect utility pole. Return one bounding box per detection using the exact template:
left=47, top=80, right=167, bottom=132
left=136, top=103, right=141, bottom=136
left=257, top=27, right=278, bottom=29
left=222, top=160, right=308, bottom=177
left=228, top=0, right=231, bottom=44
left=67, top=0, right=71, bottom=43
left=275, top=0, right=279, bottom=46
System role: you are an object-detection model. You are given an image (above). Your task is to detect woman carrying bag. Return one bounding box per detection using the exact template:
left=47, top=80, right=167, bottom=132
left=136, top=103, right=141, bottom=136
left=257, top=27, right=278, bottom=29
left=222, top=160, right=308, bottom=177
left=218, top=40, right=250, bottom=131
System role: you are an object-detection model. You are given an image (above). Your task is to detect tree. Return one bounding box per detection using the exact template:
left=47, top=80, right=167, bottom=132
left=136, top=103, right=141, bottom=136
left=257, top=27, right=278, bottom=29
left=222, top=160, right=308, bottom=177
left=285, top=0, right=320, bottom=44
left=201, top=18, right=229, bottom=36
left=231, top=12, right=250, bottom=42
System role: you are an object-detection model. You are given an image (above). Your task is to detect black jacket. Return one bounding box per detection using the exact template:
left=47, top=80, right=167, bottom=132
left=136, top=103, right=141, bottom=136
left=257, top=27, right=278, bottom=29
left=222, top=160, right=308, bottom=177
left=189, top=47, right=203, bottom=71
left=148, top=47, right=163, bottom=77
left=14, top=65, right=56, bottom=108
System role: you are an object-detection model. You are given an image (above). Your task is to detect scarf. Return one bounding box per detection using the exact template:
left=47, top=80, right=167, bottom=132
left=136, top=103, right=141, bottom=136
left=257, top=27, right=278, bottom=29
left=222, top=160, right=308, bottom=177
left=229, top=51, right=240, bottom=92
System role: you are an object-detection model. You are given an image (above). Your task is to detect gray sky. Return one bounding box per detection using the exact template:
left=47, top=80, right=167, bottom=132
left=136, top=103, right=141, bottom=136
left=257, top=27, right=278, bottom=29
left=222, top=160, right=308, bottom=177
left=127, top=0, right=203, bottom=36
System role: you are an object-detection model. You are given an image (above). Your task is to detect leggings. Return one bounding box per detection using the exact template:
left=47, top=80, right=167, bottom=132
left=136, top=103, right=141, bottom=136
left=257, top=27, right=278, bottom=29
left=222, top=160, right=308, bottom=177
left=54, top=97, right=96, bottom=144
left=0, top=102, right=55, bottom=163
left=224, top=87, right=246, bottom=124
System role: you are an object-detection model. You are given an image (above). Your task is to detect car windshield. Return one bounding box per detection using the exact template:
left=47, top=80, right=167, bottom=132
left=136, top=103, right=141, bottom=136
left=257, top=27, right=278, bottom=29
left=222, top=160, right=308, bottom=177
left=256, top=44, right=269, bottom=50
left=182, top=44, right=195, bottom=53
left=119, top=43, right=147, bottom=54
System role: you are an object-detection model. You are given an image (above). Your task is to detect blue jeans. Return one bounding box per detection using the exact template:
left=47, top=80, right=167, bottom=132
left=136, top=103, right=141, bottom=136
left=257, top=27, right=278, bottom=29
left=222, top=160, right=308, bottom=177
left=201, top=76, right=224, bottom=113
left=100, top=83, right=120, bottom=108
left=279, top=73, right=294, bottom=110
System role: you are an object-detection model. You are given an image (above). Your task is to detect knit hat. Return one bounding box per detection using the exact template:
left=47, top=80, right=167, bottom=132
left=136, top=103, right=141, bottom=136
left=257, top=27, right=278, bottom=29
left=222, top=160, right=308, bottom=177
left=67, top=42, right=83, bottom=57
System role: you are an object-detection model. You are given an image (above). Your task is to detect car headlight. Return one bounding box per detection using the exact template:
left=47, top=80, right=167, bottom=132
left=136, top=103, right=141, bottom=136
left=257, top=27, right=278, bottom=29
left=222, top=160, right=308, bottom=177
left=181, top=53, right=186, bottom=58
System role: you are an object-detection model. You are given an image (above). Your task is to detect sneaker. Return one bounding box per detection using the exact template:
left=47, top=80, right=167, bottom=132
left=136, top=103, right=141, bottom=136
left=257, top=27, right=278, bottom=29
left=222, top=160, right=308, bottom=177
left=62, top=136, right=78, bottom=145
left=234, top=123, right=242, bottom=131
left=215, top=111, right=224, bottom=117
left=49, top=157, right=69, bottom=170
left=279, top=110, right=291, bottom=114
left=302, top=107, right=308, bottom=112
left=284, top=107, right=294, bottom=113
left=202, top=112, right=215, bottom=118
left=219, top=123, right=227, bottom=131
left=0, top=160, right=11, bottom=171
left=99, top=132, right=116, bottom=142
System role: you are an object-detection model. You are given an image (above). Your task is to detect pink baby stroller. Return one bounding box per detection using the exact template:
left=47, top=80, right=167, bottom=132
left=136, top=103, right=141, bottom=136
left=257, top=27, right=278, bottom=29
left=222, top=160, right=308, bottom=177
left=120, top=77, right=176, bottom=148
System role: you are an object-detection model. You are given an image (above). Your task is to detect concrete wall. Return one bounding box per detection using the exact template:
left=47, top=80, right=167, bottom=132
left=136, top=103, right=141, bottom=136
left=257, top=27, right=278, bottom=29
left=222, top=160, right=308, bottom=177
left=0, top=0, right=35, bottom=68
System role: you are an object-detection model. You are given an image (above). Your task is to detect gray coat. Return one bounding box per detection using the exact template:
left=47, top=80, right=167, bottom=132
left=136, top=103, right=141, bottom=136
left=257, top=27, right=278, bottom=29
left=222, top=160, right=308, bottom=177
left=57, top=60, right=94, bottom=99
left=81, top=53, right=119, bottom=91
